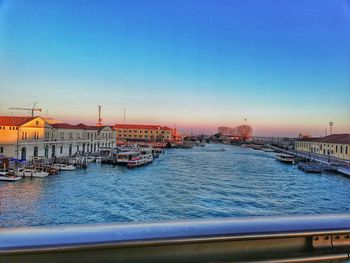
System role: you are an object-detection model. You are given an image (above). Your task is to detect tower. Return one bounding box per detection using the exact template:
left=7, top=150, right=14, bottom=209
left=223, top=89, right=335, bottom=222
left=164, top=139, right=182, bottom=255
left=97, top=105, right=103, bottom=127
left=329, top=122, right=333, bottom=135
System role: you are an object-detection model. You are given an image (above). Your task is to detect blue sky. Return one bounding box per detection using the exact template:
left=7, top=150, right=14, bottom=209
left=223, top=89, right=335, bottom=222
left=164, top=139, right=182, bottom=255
left=0, top=0, right=349, bottom=136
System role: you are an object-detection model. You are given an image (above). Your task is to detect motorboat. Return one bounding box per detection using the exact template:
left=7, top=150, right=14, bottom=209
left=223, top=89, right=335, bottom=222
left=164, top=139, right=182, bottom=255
left=0, top=171, right=22, bottom=182
left=127, top=155, right=153, bottom=168
left=18, top=168, right=49, bottom=178
left=275, top=154, right=295, bottom=164
left=298, top=162, right=322, bottom=173
left=115, top=151, right=140, bottom=165
left=54, top=164, right=76, bottom=171
left=86, top=156, right=96, bottom=163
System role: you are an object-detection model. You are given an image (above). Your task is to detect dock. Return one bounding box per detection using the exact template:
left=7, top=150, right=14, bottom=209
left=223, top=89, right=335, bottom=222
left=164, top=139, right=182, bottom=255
left=269, top=146, right=350, bottom=177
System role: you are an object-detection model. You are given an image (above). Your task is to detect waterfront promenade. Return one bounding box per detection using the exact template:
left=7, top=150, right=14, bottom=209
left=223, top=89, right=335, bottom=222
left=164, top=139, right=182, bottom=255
left=1, top=144, right=350, bottom=228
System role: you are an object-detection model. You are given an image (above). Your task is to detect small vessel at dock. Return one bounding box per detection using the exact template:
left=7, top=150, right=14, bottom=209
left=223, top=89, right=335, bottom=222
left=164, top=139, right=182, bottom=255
left=0, top=171, right=22, bottom=182
left=297, top=162, right=322, bottom=173
left=54, top=164, right=76, bottom=171
left=13, top=168, right=49, bottom=178
left=127, top=155, right=153, bottom=168
left=275, top=154, right=295, bottom=164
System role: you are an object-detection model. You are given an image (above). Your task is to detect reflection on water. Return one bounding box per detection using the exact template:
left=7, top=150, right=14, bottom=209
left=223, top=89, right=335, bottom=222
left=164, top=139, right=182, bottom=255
left=1, top=144, right=350, bottom=227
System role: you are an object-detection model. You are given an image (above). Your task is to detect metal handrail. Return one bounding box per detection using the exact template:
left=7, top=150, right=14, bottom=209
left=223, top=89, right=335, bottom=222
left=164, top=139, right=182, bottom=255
left=1, top=214, right=350, bottom=262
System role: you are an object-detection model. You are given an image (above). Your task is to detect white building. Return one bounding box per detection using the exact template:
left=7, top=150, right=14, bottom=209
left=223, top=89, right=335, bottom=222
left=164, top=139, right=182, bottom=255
left=0, top=116, right=116, bottom=161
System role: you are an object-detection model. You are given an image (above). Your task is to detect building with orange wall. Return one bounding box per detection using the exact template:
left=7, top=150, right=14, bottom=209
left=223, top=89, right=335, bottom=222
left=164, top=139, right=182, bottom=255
left=113, top=124, right=180, bottom=142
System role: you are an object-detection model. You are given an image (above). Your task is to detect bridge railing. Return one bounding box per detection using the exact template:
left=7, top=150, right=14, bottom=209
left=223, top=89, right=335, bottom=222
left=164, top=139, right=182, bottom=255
left=1, top=214, right=350, bottom=262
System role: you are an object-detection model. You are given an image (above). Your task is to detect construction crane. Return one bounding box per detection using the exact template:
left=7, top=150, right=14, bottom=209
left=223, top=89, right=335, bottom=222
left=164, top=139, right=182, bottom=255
left=9, top=103, right=42, bottom=117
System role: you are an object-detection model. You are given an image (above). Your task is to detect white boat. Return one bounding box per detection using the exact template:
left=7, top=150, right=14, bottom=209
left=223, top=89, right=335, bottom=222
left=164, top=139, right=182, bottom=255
left=115, top=151, right=140, bottom=165
left=0, top=171, right=22, bottom=182
left=127, top=155, right=153, bottom=168
left=54, top=164, right=76, bottom=171
left=21, top=168, right=49, bottom=178
left=275, top=154, right=295, bottom=164
left=95, top=157, right=102, bottom=163
left=86, top=156, right=96, bottom=162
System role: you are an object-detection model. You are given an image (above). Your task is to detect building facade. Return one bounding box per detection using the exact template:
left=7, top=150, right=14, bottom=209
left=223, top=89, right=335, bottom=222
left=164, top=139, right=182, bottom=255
left=0, top=116, right=52, bottom=160
left=0, top=116, right=116, bottom=161
left=295, top=134, right=350, bottom=161
left=114, top=124, right=175, bottom=142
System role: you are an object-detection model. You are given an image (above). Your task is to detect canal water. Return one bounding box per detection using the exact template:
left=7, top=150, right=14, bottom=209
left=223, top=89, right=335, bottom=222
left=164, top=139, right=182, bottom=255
left=1, top=144, right=350, bottom=227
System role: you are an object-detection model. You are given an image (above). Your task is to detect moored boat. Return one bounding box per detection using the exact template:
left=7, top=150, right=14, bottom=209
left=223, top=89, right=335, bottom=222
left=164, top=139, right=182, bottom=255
left=19, top=168, right=49, bottom=178
left=0, top=171, right=22, bottom=182
left=127, top=155, right=153, bottom=168
left=275, top=154, right=295, bottom=164
left=298, top=162, right=322, bottom=173
left=54, top=164, right=76, bottom=171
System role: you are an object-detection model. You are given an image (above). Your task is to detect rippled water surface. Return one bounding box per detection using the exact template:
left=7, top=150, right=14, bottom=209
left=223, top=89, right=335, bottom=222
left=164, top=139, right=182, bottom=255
left=1, top=144, right=350, bottom=227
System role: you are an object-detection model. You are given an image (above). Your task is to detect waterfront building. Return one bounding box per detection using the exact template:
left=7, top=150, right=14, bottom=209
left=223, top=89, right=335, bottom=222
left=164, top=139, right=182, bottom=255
left=49, top=123, right=116, bottom=158
left=113, top=124, right=177, bottom=142
left=0, top=116, right=116, bottom=160
left=0, top=116, right=52, bottom=160
left=295, top=134, right=350, bottom=161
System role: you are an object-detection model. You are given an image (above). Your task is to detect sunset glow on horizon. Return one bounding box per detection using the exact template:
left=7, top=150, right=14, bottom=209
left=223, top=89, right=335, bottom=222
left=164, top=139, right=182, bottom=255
left=0, top=0, right=349, bottom=137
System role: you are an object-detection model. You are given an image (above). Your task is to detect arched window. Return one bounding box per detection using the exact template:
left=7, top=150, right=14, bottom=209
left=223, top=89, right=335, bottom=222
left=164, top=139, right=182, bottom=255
left=21, top=147, right=26, bottom=160
left=33, top=146, right=38, bottom=157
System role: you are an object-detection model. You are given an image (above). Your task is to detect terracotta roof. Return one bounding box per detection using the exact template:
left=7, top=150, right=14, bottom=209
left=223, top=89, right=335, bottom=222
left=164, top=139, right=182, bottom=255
left=114, top=124, right=173, bottom=130
left=298, top=134, right=350, bottom=144
left=52, top=123, right=98, bottom=130
left=0, top=116, right=36, bottom=126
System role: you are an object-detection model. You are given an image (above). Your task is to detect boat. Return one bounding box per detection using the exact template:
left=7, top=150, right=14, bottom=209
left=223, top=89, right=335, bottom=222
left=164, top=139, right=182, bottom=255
left=127, top=155, right=153, bottom=168
left=86, top=156, right=96, bottom=163
left=275, top=154, right=295, bottom=164
left=115, top=151, right=140, bottom=165
left=0, top=171, right=22, bottom=182
left=298, top=162, right=322, bottom=173
left=54, top=164, right=76, bottom=171
left=19, top=168, right=49, bottom=178
left=95, top=157, right=102, bottom=163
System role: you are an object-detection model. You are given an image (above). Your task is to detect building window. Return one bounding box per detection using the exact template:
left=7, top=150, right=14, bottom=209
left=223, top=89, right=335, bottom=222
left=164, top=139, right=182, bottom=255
left=69, top=145, right=72, bottom=155
left=33, top=146, right=38, bottom=157
left=0, top=147, right=3, bottom=153
left=345, top=146, right=348, bottom=155
left=60, top=146, right=63, bottom=154
left=340, top=146, right=343, bottom=154
left=21, top=147, right=26, bottom=160
left=336, top=145, right=338, bottom=153
left=51, top=145, right=56, bottom=158
left=45, top=146, right=49, bottom=158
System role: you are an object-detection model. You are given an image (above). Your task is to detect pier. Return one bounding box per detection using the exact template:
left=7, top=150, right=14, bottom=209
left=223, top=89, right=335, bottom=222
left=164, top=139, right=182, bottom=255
left=270, top=146, right=350, bottom=177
